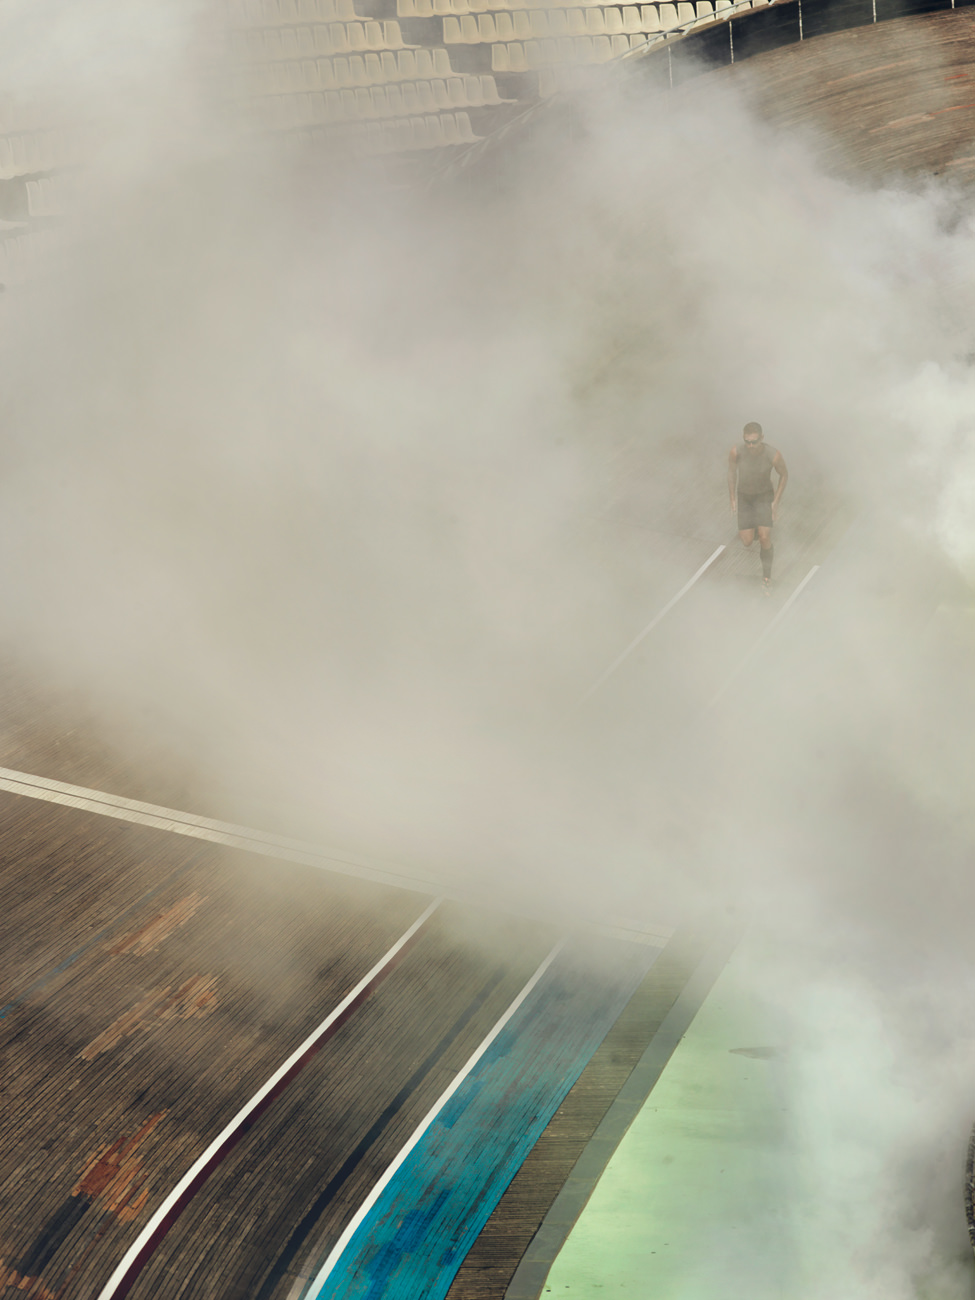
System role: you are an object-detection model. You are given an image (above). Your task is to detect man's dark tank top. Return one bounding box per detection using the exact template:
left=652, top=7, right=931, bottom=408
left=737, top=443, right=777, bottom=496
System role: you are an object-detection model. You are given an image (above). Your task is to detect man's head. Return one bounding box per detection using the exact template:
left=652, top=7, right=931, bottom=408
left=743, top=421, right=763, bottom=450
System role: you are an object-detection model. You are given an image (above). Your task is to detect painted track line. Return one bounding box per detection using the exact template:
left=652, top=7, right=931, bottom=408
left=0, top=765, right=670, bottom=948
left=580, top=546, right=726, bottom=703
left=708, top=564, right=820, bottom=707
left=503, top=927, right=742, bottom=1300
left=95, top=896, right=444, bottom=1300
left=299, top=937, right=568, bottom=1300
left=0, top=764, right=443, bottom=896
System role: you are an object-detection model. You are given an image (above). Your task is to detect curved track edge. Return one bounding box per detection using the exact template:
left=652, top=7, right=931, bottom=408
left=502, top=925, right=743, bottom=1300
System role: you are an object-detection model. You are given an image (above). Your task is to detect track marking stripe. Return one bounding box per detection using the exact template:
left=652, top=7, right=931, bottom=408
left=301, top=937, right=568, bottom=1300
left=0, top=764, right=443, bottom=896
left=0, top=766, right=671, bottom=947
left=580, top=546, right=726, bottom=702
left=95, top=896, right=444, bottom=1300
left=257, top=968, right=509, bottom=1300
left=708, top=564, right=820, bottom=707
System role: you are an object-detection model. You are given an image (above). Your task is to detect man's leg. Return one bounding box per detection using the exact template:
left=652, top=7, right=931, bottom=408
left=757, top=526, right=773, bottom=584
left=738, top=528, right=756, bottom=548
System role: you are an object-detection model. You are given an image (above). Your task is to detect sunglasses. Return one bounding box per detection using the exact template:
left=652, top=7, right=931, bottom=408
left=744, top=438, right=761, bottom=445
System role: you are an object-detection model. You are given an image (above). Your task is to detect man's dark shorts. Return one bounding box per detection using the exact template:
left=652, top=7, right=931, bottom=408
left=737, top=491, right=773, bottom=531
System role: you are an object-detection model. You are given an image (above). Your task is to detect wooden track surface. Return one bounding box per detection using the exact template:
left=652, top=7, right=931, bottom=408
left=0, top=798, right=564, bottom=1299
left=689, top=10, right=975, bottom=181
left=4, top=13, right=972, bottom=1295
left=0, top=802, right=430, bottom=1297
left=134, top=906, right=555, bottom=1300
left=0, top=485, right=858, bottom=1300
left=0, top=666, right=214, bottom=815
left=0, top=506, right=849, bottom=1300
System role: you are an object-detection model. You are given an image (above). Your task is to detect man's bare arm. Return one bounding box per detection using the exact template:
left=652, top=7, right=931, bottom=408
left=771, top=450, right=788, bottom=521
left=727, top=447, right=738, bottom=512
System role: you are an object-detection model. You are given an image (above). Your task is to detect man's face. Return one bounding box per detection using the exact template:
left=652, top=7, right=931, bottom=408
left=744, top=433, right=763, bottom=453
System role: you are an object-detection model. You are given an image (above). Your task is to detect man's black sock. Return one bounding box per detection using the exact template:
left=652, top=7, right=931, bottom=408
left=761, top=543, right=774, bottom=580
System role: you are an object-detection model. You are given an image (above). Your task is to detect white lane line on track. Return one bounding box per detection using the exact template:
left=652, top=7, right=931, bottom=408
left=0, top=764, right=443, bottom=897
left=95, top=895, right=444, bottom=1300
left=297, top=936, right=568, bottom=1300
left=707, top=564, right=820, bottom=708
left=580, top=546, right=726, bottom=703
left=0, top=765, right=672, bottom=947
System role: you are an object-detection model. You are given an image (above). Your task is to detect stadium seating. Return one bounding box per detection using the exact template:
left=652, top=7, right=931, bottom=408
left=0, top=131, right=72, bottom=182
left=25, top=176, right=63, bottom=218
left=225, top=0, right=751, bottom=158
left=0, top=0, right=750, bottom=282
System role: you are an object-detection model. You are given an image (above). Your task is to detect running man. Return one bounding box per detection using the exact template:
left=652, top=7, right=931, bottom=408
left=728, top=422, right=788, bottom=594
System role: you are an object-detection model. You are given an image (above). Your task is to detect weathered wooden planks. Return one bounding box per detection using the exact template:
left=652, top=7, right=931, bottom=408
left=123, top=904, right=557, bottom=1300
left=0, top=799, right=431, bottom=1299
left=696, top=10, right=975, bottom=181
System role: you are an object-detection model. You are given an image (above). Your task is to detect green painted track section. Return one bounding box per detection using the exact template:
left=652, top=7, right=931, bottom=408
left=543, top=938, right=796, bottom=1298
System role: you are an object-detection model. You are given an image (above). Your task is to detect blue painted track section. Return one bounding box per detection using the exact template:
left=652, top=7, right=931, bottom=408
left=307, top=936, right=661, bottom=1300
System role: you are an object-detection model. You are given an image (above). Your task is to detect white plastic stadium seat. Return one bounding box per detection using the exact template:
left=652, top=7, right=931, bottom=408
left=496, top=24, right=634, bottom=62
left=0, top=131, right=63, bottom=180
left=26, top=177, right=64, bottom=217
left=228, top=0, right=359, bottom=22
left=267, top=67, right=493, bottom=119
left=362, top=111, right=477, bottom=150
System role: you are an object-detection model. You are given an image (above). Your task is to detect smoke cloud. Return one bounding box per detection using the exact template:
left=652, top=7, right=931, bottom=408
left=3, top=4, right=975, bottom=1293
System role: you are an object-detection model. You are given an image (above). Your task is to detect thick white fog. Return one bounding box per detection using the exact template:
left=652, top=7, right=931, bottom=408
left=2, top=2, right=975, bottom=1293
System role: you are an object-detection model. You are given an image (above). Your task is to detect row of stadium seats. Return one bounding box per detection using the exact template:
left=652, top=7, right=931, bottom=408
left=490, top=31, right=641, bottom=62
left=0, top=132, right=74, bottom=181
left=294, top=108, right=479, bottom=149
left=400, top=0, right=712, bottom=12
left=25, top=177, right=64, bottom=217
left=254, top=74, right=504, bottom=126
left=228, top=0, right=728, bottom=58
left=231, top=22, right=409, bottom=59
left=441, top=4, right=718, bottom=40
left=225, top=0, right=723, bottom=22
left=239, top=32, right=694, bottom=102
left=224, top=0, right=755, bottom=157
left=239, top=47, right=457, bottom=92
left=0, top=0, right=760, bottom=192
left=227, top=0, right=360, bottom=23
left=231, top=4, right=732, bottom=96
